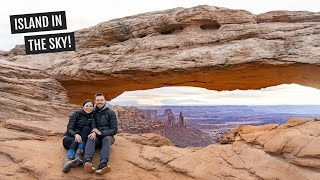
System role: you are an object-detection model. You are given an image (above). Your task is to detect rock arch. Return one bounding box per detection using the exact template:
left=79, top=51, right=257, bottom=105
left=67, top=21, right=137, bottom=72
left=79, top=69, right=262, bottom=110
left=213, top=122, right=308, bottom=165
left=5, top=6, right=320, bottom=105
left=60, top=63, right=320, bottom=104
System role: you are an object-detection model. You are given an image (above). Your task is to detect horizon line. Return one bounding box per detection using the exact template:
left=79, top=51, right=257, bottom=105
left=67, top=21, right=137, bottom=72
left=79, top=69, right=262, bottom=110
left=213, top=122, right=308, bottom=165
left=110, top=104, right=320, bottom=106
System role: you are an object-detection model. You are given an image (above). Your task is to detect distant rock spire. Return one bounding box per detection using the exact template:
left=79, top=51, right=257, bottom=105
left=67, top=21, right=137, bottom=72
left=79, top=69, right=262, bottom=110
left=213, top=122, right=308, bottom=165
left=178, top=112, right=185, bottom=128
left=164, top=109, right=175, bottom=127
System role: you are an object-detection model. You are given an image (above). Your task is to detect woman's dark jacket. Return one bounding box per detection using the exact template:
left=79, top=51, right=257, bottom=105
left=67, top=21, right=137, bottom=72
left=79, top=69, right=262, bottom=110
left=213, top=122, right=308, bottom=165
left=64, top=110, right=96, bottom=137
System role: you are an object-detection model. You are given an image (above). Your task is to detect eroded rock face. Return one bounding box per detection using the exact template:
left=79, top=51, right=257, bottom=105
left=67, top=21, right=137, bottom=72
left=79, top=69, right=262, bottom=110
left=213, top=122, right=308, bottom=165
left=0, top=59, right=76, bottom=136
left=2, top=6, right=320, bottom=104
left=0, top=61, right=319, bottom=179
left=0, top=59, right=73, bottom=178
left=111, top=105, right=165, bottom=135
left=220, top=117, right=320, bottom=170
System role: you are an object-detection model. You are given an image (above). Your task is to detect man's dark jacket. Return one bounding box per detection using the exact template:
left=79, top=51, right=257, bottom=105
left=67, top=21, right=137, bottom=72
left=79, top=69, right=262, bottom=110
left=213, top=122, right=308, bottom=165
left=93, top=104, right=118, bottom=137
left=64, top=110, right=95, bottom=137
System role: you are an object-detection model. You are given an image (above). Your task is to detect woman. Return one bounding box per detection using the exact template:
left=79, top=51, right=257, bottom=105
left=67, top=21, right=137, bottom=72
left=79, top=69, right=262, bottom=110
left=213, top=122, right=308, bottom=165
left=62, top=99, right=97, bottom=173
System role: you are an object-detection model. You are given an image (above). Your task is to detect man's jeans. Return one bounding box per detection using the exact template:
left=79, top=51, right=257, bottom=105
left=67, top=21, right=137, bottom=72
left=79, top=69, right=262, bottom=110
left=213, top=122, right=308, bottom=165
left=84, top=135, right=115, bottom=163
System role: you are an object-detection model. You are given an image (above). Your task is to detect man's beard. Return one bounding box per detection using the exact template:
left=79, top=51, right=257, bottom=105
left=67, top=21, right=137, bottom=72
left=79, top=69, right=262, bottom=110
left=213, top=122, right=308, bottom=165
left=97, top=103, right=104, bottom=108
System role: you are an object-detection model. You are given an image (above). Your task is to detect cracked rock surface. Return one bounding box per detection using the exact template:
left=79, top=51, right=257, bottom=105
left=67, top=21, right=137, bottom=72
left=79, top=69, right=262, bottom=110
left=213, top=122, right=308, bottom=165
left=1, top=49, right=320, bottom=180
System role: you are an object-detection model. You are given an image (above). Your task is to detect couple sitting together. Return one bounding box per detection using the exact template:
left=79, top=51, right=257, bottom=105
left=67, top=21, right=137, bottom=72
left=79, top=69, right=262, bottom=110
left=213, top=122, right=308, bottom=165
left=62, top=93, right=118, bottom=175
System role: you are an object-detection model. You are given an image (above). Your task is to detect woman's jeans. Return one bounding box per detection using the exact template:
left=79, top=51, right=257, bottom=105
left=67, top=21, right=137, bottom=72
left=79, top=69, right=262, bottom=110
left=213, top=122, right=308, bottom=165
left=63, top=126, right=91, bottom=151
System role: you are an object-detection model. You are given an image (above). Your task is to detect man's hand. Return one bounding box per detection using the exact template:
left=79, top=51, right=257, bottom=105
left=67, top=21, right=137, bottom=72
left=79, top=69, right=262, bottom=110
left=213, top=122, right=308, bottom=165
left=92, top=128, right=102, bottom=135
left=88, top=132, right=96, bottom=140
left=75, top=134, right=82, bottom=143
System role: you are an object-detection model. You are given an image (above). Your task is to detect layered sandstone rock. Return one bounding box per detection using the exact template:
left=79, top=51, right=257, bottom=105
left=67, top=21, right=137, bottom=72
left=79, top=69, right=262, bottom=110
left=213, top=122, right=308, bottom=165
left=221, top=117, right=320, bottom=170
left=0, top=60, right=319, bottom=179
left=0, top=59, right=76, bottom=137
left=111, top=105, right=165, bottom=135
left=1, top=6, right=320, bottom=104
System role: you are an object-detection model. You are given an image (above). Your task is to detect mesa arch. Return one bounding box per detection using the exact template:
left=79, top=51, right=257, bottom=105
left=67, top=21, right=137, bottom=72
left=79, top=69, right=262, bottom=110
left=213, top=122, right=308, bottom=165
left=60, top=63, right=320, bottom=104
left=4, top=5, right=320, bottom=104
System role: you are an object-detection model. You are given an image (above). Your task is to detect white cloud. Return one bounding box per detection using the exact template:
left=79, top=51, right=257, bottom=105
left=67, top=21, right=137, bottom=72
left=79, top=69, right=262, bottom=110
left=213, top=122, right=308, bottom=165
left=110, top=84, right=320, bottom=106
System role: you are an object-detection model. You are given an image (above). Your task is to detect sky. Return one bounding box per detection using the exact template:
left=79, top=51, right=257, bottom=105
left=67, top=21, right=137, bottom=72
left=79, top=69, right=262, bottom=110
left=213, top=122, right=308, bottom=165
left=1, top=1, right=320, bottom=105
left=110, top=84, right=320, bottom=106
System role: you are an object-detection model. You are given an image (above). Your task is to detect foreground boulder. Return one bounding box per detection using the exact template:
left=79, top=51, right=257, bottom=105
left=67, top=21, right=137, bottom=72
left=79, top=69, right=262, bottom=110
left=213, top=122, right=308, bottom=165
left=221, top=117, right=320, bottom=170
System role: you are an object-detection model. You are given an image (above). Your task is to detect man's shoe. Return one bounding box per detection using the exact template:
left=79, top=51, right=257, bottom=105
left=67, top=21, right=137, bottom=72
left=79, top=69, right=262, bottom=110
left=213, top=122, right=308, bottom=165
left=95, top=162, right=111, bottom=175
left=84, top=161, right=95, bottom=173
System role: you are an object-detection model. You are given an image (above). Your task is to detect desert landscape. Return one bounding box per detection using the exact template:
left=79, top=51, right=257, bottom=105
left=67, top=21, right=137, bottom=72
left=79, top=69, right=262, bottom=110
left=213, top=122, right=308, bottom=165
left=1, top=5, right=320, bottom=179
left=139, top=105, right=320, bottom=146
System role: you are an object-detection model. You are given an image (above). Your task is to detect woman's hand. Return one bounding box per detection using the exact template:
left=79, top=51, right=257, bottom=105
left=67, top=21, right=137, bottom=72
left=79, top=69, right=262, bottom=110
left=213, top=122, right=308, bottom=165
left=88, top=132, right=96, bottom=140
left=92, top=128, right=102, bottom=135
left=75, top=134, right=82, bottom=143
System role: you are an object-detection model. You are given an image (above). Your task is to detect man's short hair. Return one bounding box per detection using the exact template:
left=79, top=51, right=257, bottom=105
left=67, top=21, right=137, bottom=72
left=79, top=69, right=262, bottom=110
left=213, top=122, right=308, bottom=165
left=95, top=93, right=105, bottom=98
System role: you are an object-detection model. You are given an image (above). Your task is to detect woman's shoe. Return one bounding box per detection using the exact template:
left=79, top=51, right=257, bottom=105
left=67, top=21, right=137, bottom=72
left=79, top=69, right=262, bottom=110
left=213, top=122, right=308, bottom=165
left=73, top=150, right=84, bottom=166
left=63, top=157, right=78, bottom=173
left=63, top=150, right=77, bottom=173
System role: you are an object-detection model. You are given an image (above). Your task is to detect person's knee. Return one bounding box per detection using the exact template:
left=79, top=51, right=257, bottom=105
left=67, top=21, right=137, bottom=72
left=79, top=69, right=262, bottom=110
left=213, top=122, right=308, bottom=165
left=86, top=138, right=95, bottom=145
left=102, top=136, right=111, bottom=144
left=80, top=126, right=92, bottom=140
left=102, top=136, right=115, bottom=145
left=62, top=136, right=73, bottom=149
left=82, top=126, right=91, bottom=134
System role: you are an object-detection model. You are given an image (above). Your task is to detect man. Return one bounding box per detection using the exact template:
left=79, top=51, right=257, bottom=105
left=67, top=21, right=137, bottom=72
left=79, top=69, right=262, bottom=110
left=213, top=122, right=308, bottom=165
left=84, top=93, right=118, bottom=175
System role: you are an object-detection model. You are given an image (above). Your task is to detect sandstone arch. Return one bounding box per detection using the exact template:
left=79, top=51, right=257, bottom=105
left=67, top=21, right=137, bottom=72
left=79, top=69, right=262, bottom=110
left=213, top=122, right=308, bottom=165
left=60, top=63, right=320, bottom=104
left=4, top=6, right=320, bottom=104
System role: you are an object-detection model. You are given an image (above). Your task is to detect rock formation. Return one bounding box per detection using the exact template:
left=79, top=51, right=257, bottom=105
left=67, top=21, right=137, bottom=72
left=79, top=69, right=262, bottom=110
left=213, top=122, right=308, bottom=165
left=112, top=105, right=157, bottom=120
left=163, top=109, right=175, bottom=126
left=0, top=59, right=76, bottom=136
left=144, top=109, right=157, bottom=120
left=161, top=109, right=217, bottom=147
left=112, top=105, right=145, bottom=119
left=1, top=6, right=320, bottom=104
left=111, top=105, right=164, bottom=135
left=1, top=5, right=320, bottom=179
left=162, top=109, right=185, bottom=128
left=178, top=112, right=185, bottom=128
left=220, top=117, right=320, bottom=171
